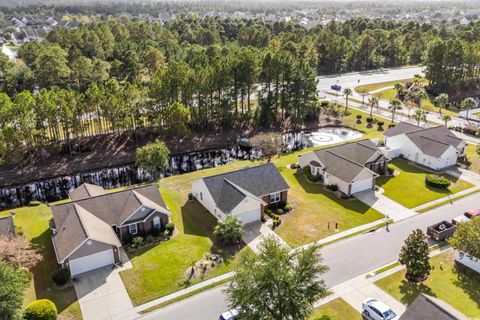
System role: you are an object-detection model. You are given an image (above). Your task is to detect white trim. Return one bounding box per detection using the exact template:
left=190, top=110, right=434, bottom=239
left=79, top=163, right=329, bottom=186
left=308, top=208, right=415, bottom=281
left=269, top=192, right=281, bottom=204
left=119, top=205, right=146, bottom=226
left=129, top=223, right=138, bottom=235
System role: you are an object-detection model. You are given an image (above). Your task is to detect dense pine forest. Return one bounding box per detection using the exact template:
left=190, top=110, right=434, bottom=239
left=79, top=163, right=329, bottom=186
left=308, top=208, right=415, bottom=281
left=1, top=16, right=480, bottom=164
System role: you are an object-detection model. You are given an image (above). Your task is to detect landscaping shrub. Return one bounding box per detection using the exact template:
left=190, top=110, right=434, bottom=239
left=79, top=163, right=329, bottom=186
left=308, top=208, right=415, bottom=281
left=51, top=268, right=70, bottom=286
left=28, top=201, right=42, bottom=207
left=132, top=236, right=144, bottom=248
left=276, top=209, right=284, bottom=215
left=284, top=203, right=293, bottom=212
left=303, top=165, right=320, bottom=182
left=265, top=208, right=273, bottom=216
left=320, top=100, right=330, bottom=108
left=165, top=222, right=175, bottom=236
left=151, top=227, right=160, bottom=237
left=326, top=184, right=339, bottom=191
left=387, top=165, right=395, bottom=175
left=23, top=299, right=58, bottom=320
left=388, top=124, right=396, bottom=128
left=377, top=121, right=385, bottom=131
left=378, top=166, right=385, bottom=175
left=425, top=175, right=451, bottom=189
left=356, top=115, right=362, bottom=123
left=290, top=163, right=299, bottom=169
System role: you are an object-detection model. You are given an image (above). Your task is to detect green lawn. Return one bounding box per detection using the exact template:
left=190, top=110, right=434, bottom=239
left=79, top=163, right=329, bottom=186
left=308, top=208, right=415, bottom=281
left=355, top=79, right=413, bottom=93
left=119, top=187, right=251, bottom=306
left=376, top=159, right=474, bottom=208
left=466, top=143, right=480, bottom=174
left=375, top=250, right=480, bottom=318
left=0, top=205, right=81, bottom=320
left=309, top=298, right=361, bottom=319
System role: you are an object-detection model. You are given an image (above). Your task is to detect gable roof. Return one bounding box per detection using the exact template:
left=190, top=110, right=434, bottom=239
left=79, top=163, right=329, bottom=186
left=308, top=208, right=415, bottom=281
left=399, top=294, right=468, bottom=320
left=69, top=183, right=107, bottom=201
left=0, top=216, right=15, bottom=236
left=308, top=139, right=385, bottom=183
left=385, top=123, right=463, bottom=158
left=51, top=184, right=169, bottom=262
left=201, top=163, right=289, bottom=213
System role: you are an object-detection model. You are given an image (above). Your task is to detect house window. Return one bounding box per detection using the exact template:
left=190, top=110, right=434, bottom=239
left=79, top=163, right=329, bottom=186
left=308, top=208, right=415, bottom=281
left=153, top=216, right=161, bottom=229
left=200, top=192, right=203, bottom=200
left=269, top=192, right=281, bottom=204
left=129, top=223, right=138, bottom=235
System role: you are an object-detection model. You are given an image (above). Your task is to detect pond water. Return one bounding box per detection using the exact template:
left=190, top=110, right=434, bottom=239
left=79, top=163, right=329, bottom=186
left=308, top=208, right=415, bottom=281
left=0, top=127, right=363, bottom=209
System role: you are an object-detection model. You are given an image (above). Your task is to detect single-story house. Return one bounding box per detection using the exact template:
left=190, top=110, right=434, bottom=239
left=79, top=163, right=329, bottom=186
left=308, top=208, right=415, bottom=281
left=298, top=139, right=389, bottom=196
left=192, top=163, right=289, bottom=224
left=50, top=183, right=169, bottom=277
left=399, top=293, right=468, bottom=320
left=0, top=214, right=15, bottom=236
left=383, top=122, right=466, bottom=170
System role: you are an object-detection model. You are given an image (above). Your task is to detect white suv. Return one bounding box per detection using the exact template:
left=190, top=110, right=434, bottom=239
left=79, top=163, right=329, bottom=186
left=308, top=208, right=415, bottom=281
left=362, top=298, right=398, bottom=320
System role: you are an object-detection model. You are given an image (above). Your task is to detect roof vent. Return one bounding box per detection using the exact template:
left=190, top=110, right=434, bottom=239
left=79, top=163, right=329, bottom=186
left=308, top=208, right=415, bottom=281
left=141, top=207, right=146, bottom=212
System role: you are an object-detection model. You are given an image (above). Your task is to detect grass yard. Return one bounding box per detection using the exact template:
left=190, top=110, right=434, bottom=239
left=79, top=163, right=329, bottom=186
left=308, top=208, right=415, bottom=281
left=309, top=298, right=361, bottom=319
left=355, top=78, right=413, bottom=93
left=119, top=187, right=251, bottom=306
left=0, top=205, right=81, bottom=320
left=375, top=250, right=480, bottom=318
left=376, top=159, right=474, bottom=208
left=466, top=143, right=480, bottom=174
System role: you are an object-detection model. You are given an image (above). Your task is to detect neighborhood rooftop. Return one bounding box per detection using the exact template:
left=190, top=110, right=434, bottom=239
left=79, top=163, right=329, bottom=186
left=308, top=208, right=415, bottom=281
left=201, top=163, right=289, bottom=213
left=399, top=294, right=469, bottom=320
left=311, top=139, right=384, bottom=182
left=385, top=122, right=463, bottom=157
left=0, top=215, right=15, bottom=236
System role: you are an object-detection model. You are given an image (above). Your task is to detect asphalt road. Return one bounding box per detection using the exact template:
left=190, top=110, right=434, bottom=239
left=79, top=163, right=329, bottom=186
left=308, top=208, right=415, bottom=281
left=141, top=191, right=480, bottom=320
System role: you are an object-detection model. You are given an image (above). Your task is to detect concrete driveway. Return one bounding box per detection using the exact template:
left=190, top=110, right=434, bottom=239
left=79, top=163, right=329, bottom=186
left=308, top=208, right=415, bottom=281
left=73, top=265, right=137, bottom=320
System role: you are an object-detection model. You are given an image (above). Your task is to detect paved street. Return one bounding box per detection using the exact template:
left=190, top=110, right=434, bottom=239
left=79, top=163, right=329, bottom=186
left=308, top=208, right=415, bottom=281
left=142, top=192, right=480, bottom=320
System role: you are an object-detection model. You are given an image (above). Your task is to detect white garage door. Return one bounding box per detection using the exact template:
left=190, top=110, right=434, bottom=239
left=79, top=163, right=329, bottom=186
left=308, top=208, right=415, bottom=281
left=69, top=249, right=114, bottom=276
left=236, top=208, right=261, bottom=224
left=351, top=178, right=373, bottom=194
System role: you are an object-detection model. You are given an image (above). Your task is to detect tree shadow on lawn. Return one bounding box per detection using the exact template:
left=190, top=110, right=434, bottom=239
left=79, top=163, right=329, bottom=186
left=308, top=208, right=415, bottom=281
left=453, top=263, right=480, bottom=310
left=293, top=171, right=370, bottom=214
left=30, top=228, right=78, bottom=315
left=398, top=278, right=436, bottom=306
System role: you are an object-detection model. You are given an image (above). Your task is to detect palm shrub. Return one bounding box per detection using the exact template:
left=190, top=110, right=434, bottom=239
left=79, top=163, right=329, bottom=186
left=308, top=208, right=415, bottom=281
left=399, top=229, right=431, bottom=282
left=366, top=117, right=374, bottom=127
left=23, top=299, right=58, bottom=320
left=213, top=215, right=244, bottom=245
left=377, top=121, right=385, bottom=131
left=132, top=236, right=144, bottom=248
left=356, top=115, right=362, bottom=123
left=165, top=222, right=175, bottom=236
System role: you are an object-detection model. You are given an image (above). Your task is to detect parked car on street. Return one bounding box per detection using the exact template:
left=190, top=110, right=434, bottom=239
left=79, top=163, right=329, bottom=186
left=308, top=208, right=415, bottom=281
left=219, top=308, right=239, bottom=320
left=362, top=298, right=399, bottom=320
left=452, top=209, right=480, bottom=225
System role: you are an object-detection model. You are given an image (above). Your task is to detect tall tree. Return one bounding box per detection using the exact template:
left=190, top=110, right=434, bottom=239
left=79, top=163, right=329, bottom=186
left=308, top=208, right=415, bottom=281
left=0, top=262, right=30, bottom=320
left=368, top=96, right=379, bottom=117
left=388, top=98, right=402, bottom=122
left=433, top=93, right=449, bottom=115
left=343, top=88, right=352, bottom=114
left=135, top=140, right=170, bottom=175
left=399, top=229, right=431, bottom=282
left=227, top=236, right=328, bottom=320
left=450, top=218, right=480, bottom=261
left=462, top=97, right=476, bottom=121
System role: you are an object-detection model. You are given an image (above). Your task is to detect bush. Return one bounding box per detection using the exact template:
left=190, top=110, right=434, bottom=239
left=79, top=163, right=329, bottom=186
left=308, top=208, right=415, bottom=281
left=377, top=121, right=385, bottom=130
left=425, top=175, right=451, bottom=189
left=23, top=299, right=58, bottom=320
left=290, top=163, right=299, bottom=169
left=303, top=165, right=320, bottom=182
left=388, top=124, right=396, bottom=128
left=276, top=209, right=284, bottom=215
left=356, top=115, right=362, bottom=123
left=51, top=269, right=70, bottom=286
left=132, top=236, right=144, bottom=248
left=28, top=201, right=42, bottom=207
left=284, top=203, right=293, bottom=212
left=326, top=184, right=338, bottom=191
left=366, top=117, right=374, bottom=124
left=165, top=222, right=175, bottom=236
left=387, top=165, right=395, bottom=175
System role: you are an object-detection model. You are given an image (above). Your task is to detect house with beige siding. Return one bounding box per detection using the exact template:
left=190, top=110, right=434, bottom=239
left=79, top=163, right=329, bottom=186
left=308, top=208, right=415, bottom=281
left=192, top=163, right=289, bottom=224
left=50, top=183, right=169, bottom=277
left=298, top=139, right=389, bottom=196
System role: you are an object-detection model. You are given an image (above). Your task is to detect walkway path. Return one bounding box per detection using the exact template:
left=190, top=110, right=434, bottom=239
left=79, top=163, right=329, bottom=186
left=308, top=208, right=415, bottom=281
left=242, top=220, right=290, bottom=253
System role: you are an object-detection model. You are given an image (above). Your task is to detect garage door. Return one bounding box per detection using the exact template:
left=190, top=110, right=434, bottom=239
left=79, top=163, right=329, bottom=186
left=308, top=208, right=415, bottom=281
left=236, top=208, right=261, bottom=224
left=69, top=249, right=114, bottom=276
left=351, top=178, right=373, bottom=194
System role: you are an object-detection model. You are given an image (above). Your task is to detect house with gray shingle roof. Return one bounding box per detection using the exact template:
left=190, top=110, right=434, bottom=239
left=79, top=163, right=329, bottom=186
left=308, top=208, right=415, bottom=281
left=383, top=122, right=466, bottom=170
left=298, top=139, right=389, bottom=196
left=399, top=293, right=468, bottom=320
left=191, top=163, right=289, bottom=224
left=50, top=183, right=169, bottom=277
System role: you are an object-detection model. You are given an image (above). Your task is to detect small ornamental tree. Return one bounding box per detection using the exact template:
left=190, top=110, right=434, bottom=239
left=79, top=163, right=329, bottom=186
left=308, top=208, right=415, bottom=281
left=0, top=262, right=30, bottom=320
left=23, top=299, right=58, bottom=320
left=250, top=132, right=283, bottom=162
left=213, top=215, right=244, bottom=245
left=0, top=235, right=43, bottom=270
left=135, top=139, right=170, bottom=175
left=450, top=218, right=480, bottom=261
left=227, top=236, right=328, bottom=320
left=399, top=229, right=431, bottom=282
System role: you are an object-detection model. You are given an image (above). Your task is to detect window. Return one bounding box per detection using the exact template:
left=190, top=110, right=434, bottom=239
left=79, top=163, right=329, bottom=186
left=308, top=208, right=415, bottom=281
left=153, top=216, right=161, bottom=229
left=200, top=192, right=203, bottom=200
left=129, top=223, right=138, bottom=235
left=269, top=192, right=281, bottom=204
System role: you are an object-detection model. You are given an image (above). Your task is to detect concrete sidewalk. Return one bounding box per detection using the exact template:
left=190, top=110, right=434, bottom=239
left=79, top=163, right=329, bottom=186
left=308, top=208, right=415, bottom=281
left=413, top=187, right=480, bottom=212
left=242, top=220, right=290, bottom=253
